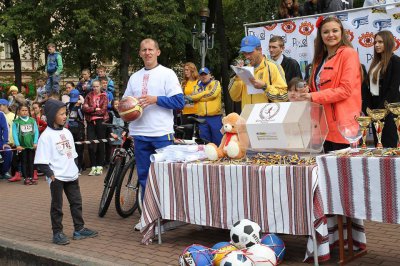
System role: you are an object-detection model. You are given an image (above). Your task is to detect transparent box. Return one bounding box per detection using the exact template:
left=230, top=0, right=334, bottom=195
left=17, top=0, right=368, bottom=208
left=237, top=102, right=328, bottom=153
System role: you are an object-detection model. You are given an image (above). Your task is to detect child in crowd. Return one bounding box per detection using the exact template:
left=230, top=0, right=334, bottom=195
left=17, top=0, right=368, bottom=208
left=0, top=103, right=10, bottom=180
left=100, top=78, right=113, bottom=110
left=32, top=102, right=47, bottom=134
left=12, top=104, right=39, bottom=185
left=76, top=69, right=92, bottom=97
left=35, top=76, right=48, bottom=104
left=94, top=65, right=114, bottom=94
left=34, top=99, right=98, bottom=245
left=287, top=77, right=309, bottom=102
left=107, top=99, right=125, bottom=156
left=45, top=43, right=63, bottom=97
left=67, top=89, right=85, bottom=173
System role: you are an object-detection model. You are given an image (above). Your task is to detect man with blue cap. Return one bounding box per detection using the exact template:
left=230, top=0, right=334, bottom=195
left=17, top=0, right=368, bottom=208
left=186, top=67, right=223, bottom=145
left=229, top=35, right=288, bottom=109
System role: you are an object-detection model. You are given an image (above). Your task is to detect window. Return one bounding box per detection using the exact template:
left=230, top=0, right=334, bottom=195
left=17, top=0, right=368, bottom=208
left=4, top=42, right=12, bottom=59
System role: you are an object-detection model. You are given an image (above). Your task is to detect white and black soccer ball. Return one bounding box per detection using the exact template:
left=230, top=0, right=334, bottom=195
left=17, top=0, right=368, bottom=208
left=220, top=250, right=255, bottom=266
left=230, top=219, right=262, bottom=250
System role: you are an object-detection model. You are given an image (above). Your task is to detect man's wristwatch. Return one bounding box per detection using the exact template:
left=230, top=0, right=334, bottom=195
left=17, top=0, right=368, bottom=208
left=261, top=84, right=268, bottom=91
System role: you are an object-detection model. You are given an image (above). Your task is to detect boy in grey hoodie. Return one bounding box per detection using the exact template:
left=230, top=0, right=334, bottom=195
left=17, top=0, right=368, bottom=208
left=34, top=99, right=97, bottom=245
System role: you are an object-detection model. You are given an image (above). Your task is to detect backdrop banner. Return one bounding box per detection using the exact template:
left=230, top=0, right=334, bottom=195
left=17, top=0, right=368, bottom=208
left=244, top=4, right=400, bottom=77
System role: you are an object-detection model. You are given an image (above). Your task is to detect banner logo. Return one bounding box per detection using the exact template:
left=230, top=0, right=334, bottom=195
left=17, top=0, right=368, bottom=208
left=345, top=29, right=354, bottom=42
left=281, top=21, right=296, bottom=33
left=397, top=25, right=400, bottom=33
left=264, top=23, right=277, bottom=31
left=395, top=37, right=400, bottom=51
left=336, top=12, right=349, bottom=21
left=352, top=16, right=368, bottom=29
left=372, top=7, right=387, bottom=13
left=373, top=19, right=392, bottom=30
left=248, top=30, right=266, bottom=40
left=358, top=32, right=375, bottom=48
left=299, top=22, right=314, bottom=36
left=393, top=13, right=400, bottom=19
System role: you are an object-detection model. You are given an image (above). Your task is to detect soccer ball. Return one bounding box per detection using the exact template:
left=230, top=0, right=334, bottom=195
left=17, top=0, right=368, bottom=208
left=213, top=243, right=238, bottom=266
left=247, top=244, right=277, bottom=266
left=118, top=96, right=143, bottom=122
left=230, top=219, right=262, bottom=249
left=261, top=234, right=285, bottom=263
left=178, top=244, right=213, bottom=266
left=220, top=250, right=255, bottom=266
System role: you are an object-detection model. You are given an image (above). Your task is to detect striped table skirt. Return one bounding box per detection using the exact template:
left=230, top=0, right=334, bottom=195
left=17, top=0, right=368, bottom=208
left=317, top=154, right=400, bottom=224
left=140, top=162, right=365, bottom=262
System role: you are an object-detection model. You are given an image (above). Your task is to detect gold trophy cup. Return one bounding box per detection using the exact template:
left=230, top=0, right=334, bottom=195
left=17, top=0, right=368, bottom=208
left=356, top=116, right=372, bottom=149
left=366, top=107, right=389, bottom=149
left=385, top=101, right=400, bottom=149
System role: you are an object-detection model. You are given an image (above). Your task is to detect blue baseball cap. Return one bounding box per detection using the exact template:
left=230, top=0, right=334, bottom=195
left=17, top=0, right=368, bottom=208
left=239, top=35, right=261, bottom=53
left=0, top=99, right=9, bottom=106
left=199, top=67, right=210, bottom=75
left=69, top=89, right=80, bottom=103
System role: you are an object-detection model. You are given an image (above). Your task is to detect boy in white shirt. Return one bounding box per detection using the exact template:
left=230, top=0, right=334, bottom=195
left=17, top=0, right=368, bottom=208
left=34, top=99, right=97, bottom=245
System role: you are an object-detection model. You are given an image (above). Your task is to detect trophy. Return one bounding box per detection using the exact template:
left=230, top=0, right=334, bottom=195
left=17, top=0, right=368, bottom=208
left=356, top=116, right=372, bottom=149
left=385, top=101, right=400, bottom=149
left=366, top=107, right=389, bottom=149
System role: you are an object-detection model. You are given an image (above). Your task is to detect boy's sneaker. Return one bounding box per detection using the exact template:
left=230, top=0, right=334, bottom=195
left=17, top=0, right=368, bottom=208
left=3, top=172, right=11, bottom=179
left=88, top=167, right=97, bottom=176
left=95, top=166, right=103, bottom=176
left=53, top=232, right=70, bottom=245
left=30, top=178, right=38, bottom=185
left=73, top=228, right=98, bottom=240
left=24, top=178, right=32, bottom=185
left=8, top=172, right=21, bottom=182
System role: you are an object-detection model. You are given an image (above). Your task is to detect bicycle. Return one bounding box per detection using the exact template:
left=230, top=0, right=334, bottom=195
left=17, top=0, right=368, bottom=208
left=174, top=116, right=208, bottom=145
left=98, top=123, right=141, bottom=218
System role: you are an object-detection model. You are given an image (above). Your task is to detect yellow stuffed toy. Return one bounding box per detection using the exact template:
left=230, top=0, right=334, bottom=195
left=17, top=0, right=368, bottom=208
left=205, top=112, right=246, bottom=160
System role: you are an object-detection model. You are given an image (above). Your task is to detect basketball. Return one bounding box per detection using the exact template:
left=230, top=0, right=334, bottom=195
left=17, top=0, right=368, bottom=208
left=118, top=96, right=143, bottom=122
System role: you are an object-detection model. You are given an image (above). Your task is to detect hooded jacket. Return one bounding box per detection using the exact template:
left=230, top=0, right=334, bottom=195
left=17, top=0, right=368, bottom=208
left=44, top=99, right=66, bottom=130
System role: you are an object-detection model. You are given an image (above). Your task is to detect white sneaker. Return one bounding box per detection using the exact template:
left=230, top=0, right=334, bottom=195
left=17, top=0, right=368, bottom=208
left=95, top=166, right=103, bottom=176
left=88, top=167, right=97, bottom=176
left=134, top=222, right=142, bottom=231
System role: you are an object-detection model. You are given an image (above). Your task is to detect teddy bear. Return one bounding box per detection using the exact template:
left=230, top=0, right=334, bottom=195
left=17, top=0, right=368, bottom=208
left=205, top=112, right=246, bottom=160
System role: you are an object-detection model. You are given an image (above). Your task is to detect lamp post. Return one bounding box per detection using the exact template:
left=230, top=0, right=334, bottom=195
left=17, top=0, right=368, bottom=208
left=191, top=7, right=216, bottom=68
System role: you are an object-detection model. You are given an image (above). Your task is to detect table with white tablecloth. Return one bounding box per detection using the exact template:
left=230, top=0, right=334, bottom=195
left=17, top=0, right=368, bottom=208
left=139, top=162, right=365, bottom=262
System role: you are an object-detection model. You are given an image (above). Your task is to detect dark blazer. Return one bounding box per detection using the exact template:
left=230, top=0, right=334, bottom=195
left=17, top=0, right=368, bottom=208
left=281, top=55, right=303, bottom=83
left=362, top=54, right=400, bottom=148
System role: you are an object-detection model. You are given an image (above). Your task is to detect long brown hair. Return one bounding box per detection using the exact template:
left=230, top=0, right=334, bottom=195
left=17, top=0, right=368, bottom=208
left=278, top=0, right=300, bottom=19
left=368, top=30, right=395, bottom=84
left=181, top=62, right=199, bottom=88
left=312, top=16, right=353, bottom=68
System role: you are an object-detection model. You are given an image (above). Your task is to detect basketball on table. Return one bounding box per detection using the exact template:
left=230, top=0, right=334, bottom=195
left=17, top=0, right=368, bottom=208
left=118, top=96, right=143, bottom=122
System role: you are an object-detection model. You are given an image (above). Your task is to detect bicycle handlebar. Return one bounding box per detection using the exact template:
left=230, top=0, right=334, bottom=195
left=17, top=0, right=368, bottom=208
left=102, top=122, right=129, bottom=132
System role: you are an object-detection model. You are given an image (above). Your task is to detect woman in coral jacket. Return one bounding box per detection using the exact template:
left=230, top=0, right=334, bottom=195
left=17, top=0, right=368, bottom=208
left=82, top=80, right=109, bottom=176
left=362, top=30, right=400, bottom=148
left=298, top=16, right=362, bottom=152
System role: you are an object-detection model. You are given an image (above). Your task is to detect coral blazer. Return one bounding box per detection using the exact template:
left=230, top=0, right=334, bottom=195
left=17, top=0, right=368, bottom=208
left=310, top=46, right=362, bottom=144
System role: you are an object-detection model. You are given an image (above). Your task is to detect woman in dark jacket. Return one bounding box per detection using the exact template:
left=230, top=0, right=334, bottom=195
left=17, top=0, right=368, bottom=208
left=82, top=80, right=109, bottom=176
left=362, top=30, right=400, bottom=148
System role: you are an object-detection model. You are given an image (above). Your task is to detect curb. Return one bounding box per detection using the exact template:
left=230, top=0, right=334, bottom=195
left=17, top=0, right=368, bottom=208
left=0, top=236, right=113, bottom=266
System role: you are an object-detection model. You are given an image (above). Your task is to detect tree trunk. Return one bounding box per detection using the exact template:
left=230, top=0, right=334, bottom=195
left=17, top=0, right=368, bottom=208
left=10, top=35, right=22, bottom=90
left=214, top=0, right=234, bottom=115
left=119, top=3, right=133, bottom=97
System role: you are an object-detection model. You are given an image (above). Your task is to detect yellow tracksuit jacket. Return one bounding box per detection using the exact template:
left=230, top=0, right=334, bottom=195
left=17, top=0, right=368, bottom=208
left=228, top=57, right=288, bottom=109
left=190, top=79, right=222, bottom=116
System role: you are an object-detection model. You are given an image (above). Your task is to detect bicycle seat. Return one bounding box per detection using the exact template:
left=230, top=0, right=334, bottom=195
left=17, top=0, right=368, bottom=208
left=176, top=124, right=194, bottom=130
left=187, top=116, right=206, bottom=124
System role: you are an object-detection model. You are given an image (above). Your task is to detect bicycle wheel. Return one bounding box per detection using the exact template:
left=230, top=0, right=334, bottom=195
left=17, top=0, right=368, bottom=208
left=98, top=157, right=122, bottom=217
left=115, top=158, right=139, bottom=218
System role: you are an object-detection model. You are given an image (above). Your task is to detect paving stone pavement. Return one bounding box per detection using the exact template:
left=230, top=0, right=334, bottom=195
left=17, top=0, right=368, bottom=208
left=0, top=172, right=399, bottom=266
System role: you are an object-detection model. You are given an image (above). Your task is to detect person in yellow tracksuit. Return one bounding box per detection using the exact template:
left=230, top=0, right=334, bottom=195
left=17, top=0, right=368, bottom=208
left=185, top=67, right=223, bottom=145
left=229, top=35, right=288, bottom=109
